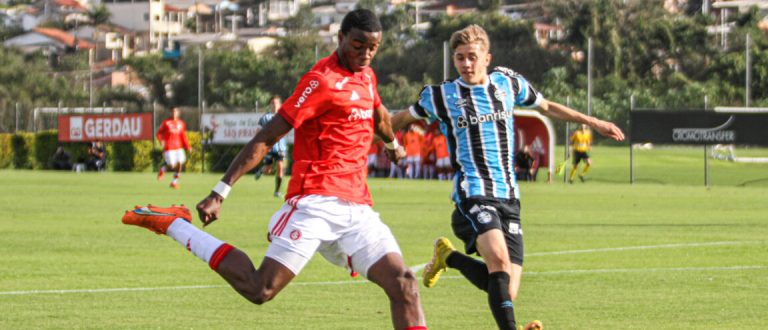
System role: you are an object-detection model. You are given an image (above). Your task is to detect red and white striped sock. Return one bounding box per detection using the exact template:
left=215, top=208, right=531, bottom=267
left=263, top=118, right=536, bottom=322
left=166, top=219, right=232, bottom=270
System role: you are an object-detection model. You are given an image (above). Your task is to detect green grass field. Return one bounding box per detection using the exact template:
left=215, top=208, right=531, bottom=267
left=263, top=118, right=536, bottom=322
left=1, top=146, right=767, bottom=329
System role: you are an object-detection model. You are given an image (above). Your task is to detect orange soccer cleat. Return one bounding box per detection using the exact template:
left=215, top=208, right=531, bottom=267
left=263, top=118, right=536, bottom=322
left=122, top=204, right=192, bottom=235
left=157, top=167, right=165, bottom=181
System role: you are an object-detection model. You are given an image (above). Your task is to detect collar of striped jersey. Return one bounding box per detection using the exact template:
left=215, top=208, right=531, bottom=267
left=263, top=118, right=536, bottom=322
left=455, top=76, right=490, bottom=88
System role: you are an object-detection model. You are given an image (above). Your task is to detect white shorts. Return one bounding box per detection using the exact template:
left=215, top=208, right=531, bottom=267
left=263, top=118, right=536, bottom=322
left=163, top=149, right=186, bottom=167
left=264, top=194, right=402, bottom=278
left=436, top=157, right=450, bottom=168
left=367, top=154, right=377, bottom=166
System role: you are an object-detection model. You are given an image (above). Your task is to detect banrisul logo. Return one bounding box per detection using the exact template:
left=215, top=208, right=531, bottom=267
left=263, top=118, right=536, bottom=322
left=457, top=110, right=514, bottom=128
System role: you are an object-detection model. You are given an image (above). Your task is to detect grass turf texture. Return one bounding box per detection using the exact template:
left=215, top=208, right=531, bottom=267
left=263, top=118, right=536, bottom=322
left=1, top=146, right=767, bottom=329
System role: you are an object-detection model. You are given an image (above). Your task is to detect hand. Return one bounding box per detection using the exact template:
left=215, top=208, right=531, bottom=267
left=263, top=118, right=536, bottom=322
left=196, top=193, right=224, bottom=227
left=385, top=145, right=406, bottom=164
left=592, top=120, right=625, bottom=141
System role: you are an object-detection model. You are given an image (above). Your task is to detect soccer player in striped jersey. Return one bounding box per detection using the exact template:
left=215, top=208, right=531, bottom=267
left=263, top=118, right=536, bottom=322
left=393, top=24, right=624, bottom=330
left=253, top=95, right=288, bottom=197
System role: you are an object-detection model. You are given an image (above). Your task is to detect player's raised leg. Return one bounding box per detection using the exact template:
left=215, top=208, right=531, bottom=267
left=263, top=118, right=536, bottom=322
left=122, top=204, right=295, bottom=304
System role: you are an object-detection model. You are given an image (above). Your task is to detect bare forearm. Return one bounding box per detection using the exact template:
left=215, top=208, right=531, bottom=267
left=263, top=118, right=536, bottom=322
left=220, top=115, right=292, bottom=186
left=538, top=99, right=625, bottom=141
left=220, top=139, right=271, bottom=185
left=538, top=100, right=598, bottom=126
left=391, top=109, right=420, bottom=133
left=374, top=105, right=396, bottom=142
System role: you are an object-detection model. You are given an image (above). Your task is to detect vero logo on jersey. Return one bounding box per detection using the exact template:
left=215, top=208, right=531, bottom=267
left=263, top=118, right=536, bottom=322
left=295, top=80, right=320, bottom=108
left=348, top=108, right=373, bottom=122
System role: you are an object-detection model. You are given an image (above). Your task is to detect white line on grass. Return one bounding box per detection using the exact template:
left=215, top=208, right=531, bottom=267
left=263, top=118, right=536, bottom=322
left=410, top=240, right=763, bottom=273
left=3, top=241, right=763, bottom=297
left=2, top=265, right=765, bottom=296
left=526, top=240, right=763, bottom=257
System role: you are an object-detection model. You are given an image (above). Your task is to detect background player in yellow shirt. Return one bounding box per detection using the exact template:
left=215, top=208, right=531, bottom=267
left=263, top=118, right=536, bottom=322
left=569, top=124, right=593, bottom=183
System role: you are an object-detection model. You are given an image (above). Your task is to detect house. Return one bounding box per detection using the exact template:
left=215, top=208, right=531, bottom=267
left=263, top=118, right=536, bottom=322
left=4, top=26, right=94, bottom=54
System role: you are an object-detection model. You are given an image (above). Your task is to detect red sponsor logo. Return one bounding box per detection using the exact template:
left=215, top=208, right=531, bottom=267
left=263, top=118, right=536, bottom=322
left=58, top=113, right=153, bottom=142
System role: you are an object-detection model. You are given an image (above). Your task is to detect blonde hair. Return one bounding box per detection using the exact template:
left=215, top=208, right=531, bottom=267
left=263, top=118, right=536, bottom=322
left=449, top=24, right=490, bottom=51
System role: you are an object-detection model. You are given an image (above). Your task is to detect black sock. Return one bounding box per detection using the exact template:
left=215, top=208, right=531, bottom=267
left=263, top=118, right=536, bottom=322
left=446, top=252, right=489, bottom=291
left=487, top=271, right=516, bottom=330
left=275, top=177, right=282, bottom=193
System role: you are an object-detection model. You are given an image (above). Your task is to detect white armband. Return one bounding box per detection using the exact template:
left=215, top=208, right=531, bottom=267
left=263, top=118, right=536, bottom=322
left=212, top=181, right=232, bottom=199
left=384, top=139, right=400, bottom=150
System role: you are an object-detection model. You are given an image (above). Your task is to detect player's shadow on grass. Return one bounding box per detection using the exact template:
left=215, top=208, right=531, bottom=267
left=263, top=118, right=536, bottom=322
left=585, top=177, right=667, bottom=184
left=737, top=177, right=768, bottom=187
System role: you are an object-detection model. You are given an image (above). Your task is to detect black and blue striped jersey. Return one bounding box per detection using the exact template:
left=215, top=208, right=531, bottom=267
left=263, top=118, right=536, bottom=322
left=408, top=67, right=542, bottom=202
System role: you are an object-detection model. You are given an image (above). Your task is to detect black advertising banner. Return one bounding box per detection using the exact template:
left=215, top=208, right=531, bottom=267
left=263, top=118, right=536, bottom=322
left=631, top=110, right=768, bottom=146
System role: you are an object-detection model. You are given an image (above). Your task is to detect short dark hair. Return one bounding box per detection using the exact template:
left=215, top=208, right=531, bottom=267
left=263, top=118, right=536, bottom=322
left=340, top=9, right=381, bottom=34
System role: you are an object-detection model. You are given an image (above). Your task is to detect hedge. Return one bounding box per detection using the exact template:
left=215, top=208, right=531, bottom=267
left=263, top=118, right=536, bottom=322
left=0, top=130, right=291, bottom=173
left=0, top=134, right=12, bottom=169
left=11, top=132, right=34, bottom=169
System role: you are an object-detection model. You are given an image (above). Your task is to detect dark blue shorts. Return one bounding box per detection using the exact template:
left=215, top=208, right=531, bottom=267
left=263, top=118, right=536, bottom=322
left=264, top=151, right=285, bottom=165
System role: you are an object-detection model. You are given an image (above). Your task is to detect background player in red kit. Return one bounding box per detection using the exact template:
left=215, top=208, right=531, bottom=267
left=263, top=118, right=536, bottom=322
left=156, top=107, right=191, bottom=188
left=122, top=9, right=427, bottom=330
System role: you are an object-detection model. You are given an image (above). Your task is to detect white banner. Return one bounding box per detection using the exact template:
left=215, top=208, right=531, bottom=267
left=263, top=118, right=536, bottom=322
left=202, top=113, right=263, bottom=144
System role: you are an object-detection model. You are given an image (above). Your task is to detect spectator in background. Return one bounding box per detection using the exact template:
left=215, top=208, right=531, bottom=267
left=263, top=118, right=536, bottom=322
left=514, top=145, right=535, bottom=182
left=421, top=129, right=436, bottom=180
left=51, top=144, right=72, bottom=170
left=389, top=130, right=405, bottom=179
left=253, top=95, right=289, bottom=197
left=431, top=129, right=451, bottom=181
left=368, top=140, right=379, bottom=177
left=86, top=140, right=106, bottom=171
left=157, top=107, right=191, bottom=189
left=403, top=124, right=424, bottom=179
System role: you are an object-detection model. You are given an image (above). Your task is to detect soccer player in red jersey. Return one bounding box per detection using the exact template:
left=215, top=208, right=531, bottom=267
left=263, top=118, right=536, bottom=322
left=123, top=9, right=427, bottom=330
left=156, top=107, right=191, bottom=188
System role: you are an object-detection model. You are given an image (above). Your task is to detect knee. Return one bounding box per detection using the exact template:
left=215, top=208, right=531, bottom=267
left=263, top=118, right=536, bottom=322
left=388, top=270, right=420, bottom=303
left=245, top=286, right=278, bottom=305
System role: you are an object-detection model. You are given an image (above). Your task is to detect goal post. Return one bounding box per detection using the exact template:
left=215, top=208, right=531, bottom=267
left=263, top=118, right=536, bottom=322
left=514, top=110, right=556, bottom=183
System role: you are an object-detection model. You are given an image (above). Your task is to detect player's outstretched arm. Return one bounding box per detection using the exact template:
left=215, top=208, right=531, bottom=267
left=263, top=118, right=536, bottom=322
left=374, top=104, right=406, bottom=163
left=197, top=115, right=293, bottom=226
left=536, top=99, right=625, bottom=141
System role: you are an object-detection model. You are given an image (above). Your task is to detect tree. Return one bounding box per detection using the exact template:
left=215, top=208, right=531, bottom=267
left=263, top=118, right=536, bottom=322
left=88, top=5, right=111, bottom=26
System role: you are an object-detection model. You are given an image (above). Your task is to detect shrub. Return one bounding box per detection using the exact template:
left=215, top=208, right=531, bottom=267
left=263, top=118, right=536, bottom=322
left=11, top=132, right=34, bottom=169
left=0, top=134, right=12, bottom=169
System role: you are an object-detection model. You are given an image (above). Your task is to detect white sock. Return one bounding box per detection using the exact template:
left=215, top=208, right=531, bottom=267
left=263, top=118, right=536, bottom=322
left=166, top=219, right=224, bottom=264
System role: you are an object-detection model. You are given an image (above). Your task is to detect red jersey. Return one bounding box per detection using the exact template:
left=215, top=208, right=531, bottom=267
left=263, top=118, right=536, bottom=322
left=403, top=131, right=423, bottom=157
left=278, top=52, right=381, bottom=205
left=156, top=118, right=190, bottom=151
left=433, top=134, right=449, bottom=159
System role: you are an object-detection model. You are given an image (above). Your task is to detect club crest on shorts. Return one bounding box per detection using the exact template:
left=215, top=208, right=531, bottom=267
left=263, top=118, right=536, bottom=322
left=477, top=211, right=493, bottom=224
left=290, top=229, right=302, bottom=240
